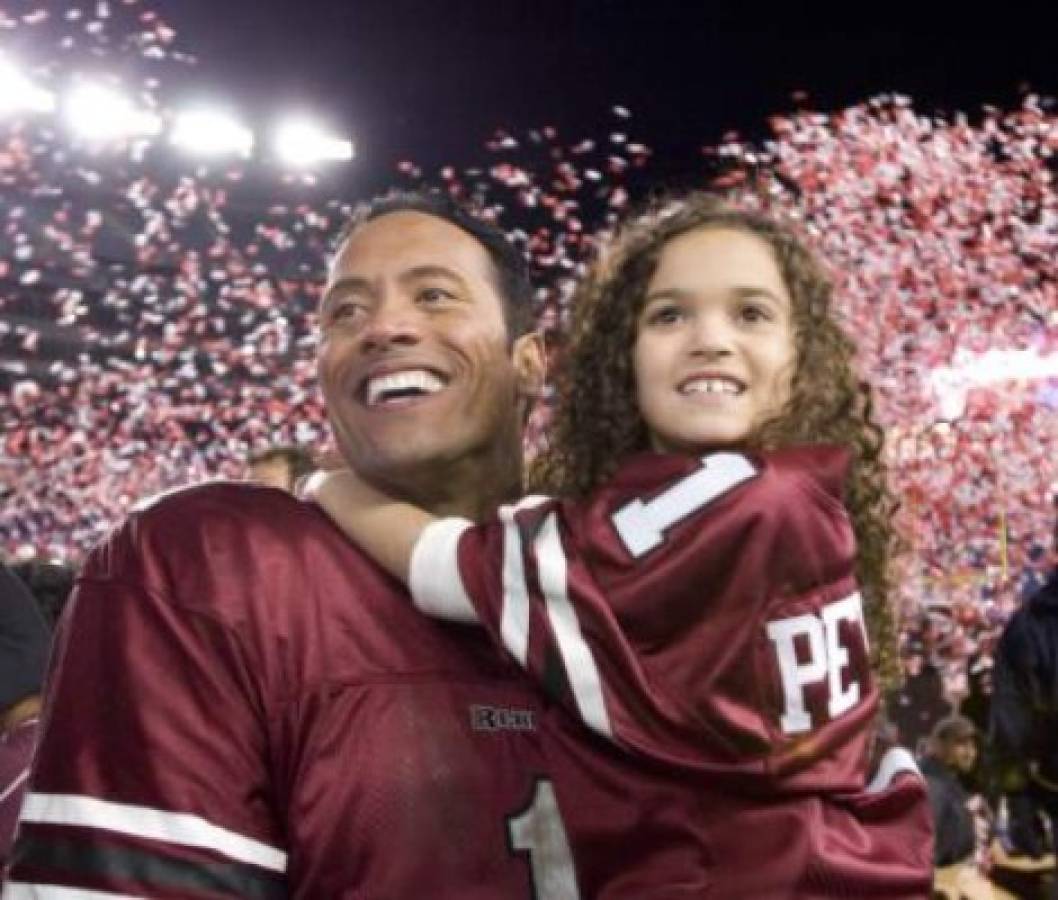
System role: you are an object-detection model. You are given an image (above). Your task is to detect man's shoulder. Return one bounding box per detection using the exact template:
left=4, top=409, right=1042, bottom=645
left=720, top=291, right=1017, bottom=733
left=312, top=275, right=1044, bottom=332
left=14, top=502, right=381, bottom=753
left=83, top=480, right=377, bottom=593
left=67, top=481, right=518, bottom=689
left=114, top=481, right=320, bottom=556
left=131, top=479, right=310, bottom=522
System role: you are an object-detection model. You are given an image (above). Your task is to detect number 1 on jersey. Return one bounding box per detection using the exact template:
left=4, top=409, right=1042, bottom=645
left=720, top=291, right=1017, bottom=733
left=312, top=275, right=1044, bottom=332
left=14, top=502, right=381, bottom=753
left=506, top=779, right=582, bottom=899
left=611, top=452, right=757, bottom=557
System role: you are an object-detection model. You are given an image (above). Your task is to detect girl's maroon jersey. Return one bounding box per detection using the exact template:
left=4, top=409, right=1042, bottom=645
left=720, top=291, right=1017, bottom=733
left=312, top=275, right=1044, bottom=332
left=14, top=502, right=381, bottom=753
left=8, top=470, right=932, bottom=899
left=409, top=447, right=934, bottom=893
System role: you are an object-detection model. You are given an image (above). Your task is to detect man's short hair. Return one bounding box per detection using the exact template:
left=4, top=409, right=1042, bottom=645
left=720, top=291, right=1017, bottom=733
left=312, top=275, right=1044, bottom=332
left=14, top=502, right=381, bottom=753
left=931, top=714, right=976, bottom=746
left=333, top=189, right=535, bottom=339
left=247, top=445, right=316, bottom=485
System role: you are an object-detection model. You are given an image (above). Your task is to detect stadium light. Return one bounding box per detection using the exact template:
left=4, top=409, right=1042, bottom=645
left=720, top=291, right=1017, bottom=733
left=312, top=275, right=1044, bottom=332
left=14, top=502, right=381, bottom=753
left=274, top=116, right=354, bottom=167
left=64, top=82, right=162, bottom=142
left=170, top=108, right=254, bottom=157
left=0, top=57, right=56, bottom=116
left=932, top=348, right=1058, bottom=388
left=930, top=348, right=1058, bottom=419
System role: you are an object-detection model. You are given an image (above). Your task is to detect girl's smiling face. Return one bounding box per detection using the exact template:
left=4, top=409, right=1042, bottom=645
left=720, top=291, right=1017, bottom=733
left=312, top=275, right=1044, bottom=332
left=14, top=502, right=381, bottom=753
left=633, top=227, right=796, bottom=455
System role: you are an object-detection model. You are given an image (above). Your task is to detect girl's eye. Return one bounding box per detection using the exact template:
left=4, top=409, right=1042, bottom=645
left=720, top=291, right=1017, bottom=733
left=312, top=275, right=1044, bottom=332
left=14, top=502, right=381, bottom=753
left=739, top=304, right=772, bottom=324
left=644, top=305, right=683, bottom=326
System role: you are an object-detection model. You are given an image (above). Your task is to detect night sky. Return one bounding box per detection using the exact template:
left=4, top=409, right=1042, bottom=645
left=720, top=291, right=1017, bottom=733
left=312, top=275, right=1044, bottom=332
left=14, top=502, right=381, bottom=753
left=147, top=2, right=1057, bottom=195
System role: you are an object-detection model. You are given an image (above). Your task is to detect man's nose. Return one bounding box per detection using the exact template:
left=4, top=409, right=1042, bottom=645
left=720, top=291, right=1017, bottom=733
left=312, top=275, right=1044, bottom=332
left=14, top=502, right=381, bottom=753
left=358, top=299, right=422, bottom=353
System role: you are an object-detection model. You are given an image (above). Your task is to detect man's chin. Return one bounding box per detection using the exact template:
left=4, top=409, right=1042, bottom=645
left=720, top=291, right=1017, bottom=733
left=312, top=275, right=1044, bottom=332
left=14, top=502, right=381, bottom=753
left=344, top=440, right=466, bottom=483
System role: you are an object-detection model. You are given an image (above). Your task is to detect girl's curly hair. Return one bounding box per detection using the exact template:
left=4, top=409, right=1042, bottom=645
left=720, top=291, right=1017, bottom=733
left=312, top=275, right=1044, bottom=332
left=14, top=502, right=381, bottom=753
left=531, top=193, right=901, bottom=685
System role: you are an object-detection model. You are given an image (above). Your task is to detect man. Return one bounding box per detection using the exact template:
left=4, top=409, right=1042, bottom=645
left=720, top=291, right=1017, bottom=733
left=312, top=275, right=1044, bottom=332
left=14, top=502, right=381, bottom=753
left=244, top=445, right=316, bottom=494
left=920, top=716, right=978, bottom=867
left=6, top=192, right=580, bottom=897
left=991, top=513, right=1058, bottom=898
left=7, top=192, right=930, bottom=898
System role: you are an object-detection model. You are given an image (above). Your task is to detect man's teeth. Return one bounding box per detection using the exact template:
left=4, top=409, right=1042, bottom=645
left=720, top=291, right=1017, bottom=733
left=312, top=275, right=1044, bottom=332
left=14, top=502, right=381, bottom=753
left=682, top=377, right=742, bottom=396
left=365, top=370, right=445, bottom=406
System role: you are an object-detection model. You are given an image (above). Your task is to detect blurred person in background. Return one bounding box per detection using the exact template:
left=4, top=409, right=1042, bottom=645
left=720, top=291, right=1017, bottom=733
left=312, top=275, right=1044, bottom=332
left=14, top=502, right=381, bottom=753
left=923, top=715, right=997, bottom=899
left=887, top=634, right=952, bottom=754
left=961, top=651, right=994, bottom=738
left=0, top=562, right=51, bottom=871
left=9, top=561, right=75, bottom=630
left=244, top=444, right=316, bottom=493
left=989, top=508, right=1058, bottom=899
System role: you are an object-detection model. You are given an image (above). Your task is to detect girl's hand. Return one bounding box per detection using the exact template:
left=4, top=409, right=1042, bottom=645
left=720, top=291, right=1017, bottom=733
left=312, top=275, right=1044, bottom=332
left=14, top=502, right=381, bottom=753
left=300, top=468, right=379, bottom=516
left=298, top=468, right=435, bottom=582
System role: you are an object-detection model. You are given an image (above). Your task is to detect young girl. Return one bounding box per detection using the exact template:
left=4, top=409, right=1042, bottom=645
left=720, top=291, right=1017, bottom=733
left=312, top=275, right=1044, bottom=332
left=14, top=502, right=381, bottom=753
left=309, top=193, right=931, bottom=890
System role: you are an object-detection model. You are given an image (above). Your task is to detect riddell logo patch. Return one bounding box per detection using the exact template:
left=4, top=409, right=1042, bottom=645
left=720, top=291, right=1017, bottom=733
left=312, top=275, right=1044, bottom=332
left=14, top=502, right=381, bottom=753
left=470, top=704, right=535, bottom=732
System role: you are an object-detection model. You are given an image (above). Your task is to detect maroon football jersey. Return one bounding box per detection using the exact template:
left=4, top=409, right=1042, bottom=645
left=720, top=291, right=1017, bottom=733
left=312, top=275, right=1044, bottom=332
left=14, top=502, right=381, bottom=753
left=7, top=484, right=581, bottom=898
left=408, top=447, right=935, bottom=892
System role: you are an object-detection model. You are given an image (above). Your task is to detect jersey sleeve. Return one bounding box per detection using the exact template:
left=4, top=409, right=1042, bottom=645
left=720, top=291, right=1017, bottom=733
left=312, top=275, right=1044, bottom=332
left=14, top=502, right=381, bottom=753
left=410, top=493, right=630, bottom=744
left=5, top=518, right=288, bottom=898
left=409, top=449, right=877, bottom=784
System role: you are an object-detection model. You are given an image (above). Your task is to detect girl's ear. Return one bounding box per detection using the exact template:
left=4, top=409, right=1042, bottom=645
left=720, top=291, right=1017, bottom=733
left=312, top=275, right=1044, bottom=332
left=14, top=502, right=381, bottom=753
left=512, top=331, right=546, bottom=400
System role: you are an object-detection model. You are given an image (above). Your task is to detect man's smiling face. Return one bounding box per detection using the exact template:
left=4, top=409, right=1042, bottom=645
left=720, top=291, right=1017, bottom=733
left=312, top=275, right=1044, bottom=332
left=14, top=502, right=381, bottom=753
left=318, top=210, right=537, bottom=492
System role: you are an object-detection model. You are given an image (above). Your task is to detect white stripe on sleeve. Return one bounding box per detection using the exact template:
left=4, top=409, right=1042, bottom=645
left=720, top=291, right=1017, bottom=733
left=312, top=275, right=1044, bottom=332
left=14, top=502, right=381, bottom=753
left=409, top=517, right=478, bottom=622
left=499, top=496, right=551, bottom=666
left=866, top=747, right=921, bottom=794
left=18, top=793, right=287, bottom=872
left=534, top=512, right=613, bottom=739
left=0, top=766, right=30, bottom=805
left=3, top=883, right=142, bottom=899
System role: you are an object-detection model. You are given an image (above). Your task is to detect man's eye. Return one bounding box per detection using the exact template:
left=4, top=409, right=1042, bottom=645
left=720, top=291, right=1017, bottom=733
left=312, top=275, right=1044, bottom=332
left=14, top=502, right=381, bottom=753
left=329, top=302, right=364, bottom=324
left=419, top=286, right=455, bottom=304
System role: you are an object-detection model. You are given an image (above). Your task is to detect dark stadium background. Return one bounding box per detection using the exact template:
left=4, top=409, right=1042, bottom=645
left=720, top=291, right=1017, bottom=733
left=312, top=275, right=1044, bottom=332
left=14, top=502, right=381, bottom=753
left=150, top=1, right=1057, bottom=195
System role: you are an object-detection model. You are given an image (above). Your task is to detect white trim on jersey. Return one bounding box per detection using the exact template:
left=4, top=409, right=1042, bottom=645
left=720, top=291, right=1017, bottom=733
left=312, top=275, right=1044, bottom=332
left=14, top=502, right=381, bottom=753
left=3, top=883, right=143, bottom=899
left=498, top=496, right=551, bottom=666
left=409, top=517, right=478, bottom=622
left=0, top=766, right=30, bottom=805
left=534, top=512, right=613, bottom=739
left=866, top=747, right=921, bottom=794
left=19, top=793, right=288, bottom=873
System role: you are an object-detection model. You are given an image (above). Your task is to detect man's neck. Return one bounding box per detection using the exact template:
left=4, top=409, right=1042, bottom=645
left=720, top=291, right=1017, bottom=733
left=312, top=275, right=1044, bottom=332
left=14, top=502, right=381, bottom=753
left=369, top=450, right=523, bottom=523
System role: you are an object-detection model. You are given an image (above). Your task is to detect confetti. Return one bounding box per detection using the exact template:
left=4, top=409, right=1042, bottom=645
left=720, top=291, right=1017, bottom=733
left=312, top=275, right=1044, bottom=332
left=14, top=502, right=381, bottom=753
left=0, top=10, right=1055, bottom=684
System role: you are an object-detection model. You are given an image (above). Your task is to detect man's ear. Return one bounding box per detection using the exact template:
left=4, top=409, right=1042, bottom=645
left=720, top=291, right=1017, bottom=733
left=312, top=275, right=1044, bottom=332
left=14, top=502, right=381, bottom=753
left=512, top=330, right=546, bottom=400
